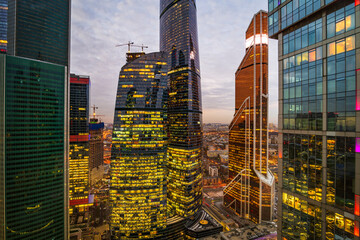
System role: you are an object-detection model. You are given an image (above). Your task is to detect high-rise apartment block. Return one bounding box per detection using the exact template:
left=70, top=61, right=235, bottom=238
left=269, top=0, right=360, bottom=239
left=110, top=52, right=169, bottom=239
left=224, top=11, right=275, bottom=224
left=160, top=0, right=203, bottom=218
left=69, top=74, right=92, bottom=223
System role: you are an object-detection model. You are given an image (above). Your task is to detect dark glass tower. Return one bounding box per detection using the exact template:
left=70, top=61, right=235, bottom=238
left=0, top=54, right=67, bottom=240
left=224, top=11, right=275, bottom=224
left=160, top=0, right=203, bottom=218
left=269, top=0, right=360, bottom=239
left=0, top=0, right=7, bottom=53
left=69, top=74, right=91, bottom=224
left=110, top=52, right=169, bottom=239
left=7, top=0, right=70, bottom=66
left=0, top=1, right=70, bottom=239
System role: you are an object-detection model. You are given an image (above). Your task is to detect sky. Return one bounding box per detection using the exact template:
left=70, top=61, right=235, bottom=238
left=71, top=0, right=278, bottom=125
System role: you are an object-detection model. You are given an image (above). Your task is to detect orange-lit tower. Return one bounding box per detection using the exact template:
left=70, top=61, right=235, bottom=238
left=224, top=10, right=274, bottom=224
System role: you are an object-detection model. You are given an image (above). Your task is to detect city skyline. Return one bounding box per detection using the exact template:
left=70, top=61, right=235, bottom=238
left=70, top=0, right=279, bottom=125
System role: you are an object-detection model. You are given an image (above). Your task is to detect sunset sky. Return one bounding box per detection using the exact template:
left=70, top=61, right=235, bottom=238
left=71, top=0, right=278, bottom=124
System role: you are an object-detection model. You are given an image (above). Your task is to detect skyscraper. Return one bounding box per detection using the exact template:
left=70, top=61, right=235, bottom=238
left=110, top=52, right=169, bottom=239
left=269, top=0, right=360, bottom=238
left=69, top=74, right=92, bottom=224
left=0, top=1, right=70, bottom=239
left=0, top=0, right=7, bottom=53
left=224, top=11, right=275, bottom=224
left=89, top=115, right=105, bottom=171
left=160, top=0, right=203, bottom=218
left=7, top=0, right=70, bottom=66
left=0, top=55, right=67, bottom=240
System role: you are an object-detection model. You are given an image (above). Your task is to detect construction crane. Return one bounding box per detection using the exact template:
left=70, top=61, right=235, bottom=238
left=90, top=105, right=104, bottom=119
left=132, top=44, right=148, bottom=52
left=115, top=41, right=134, bottom=52
left=115, top=41, right=148, bottom=52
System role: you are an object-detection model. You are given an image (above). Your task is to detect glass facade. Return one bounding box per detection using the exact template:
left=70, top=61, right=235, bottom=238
left=160, top=0, right=203, bottom=218
left=7, top=0, right=70, bottom=66
left=69, top=75, right=91, bottom=221
left=0, top=0, right=7, bottom=53
left=0, top=55, right=66, bottom=240
left=111, top=52, right=168, bottom=239
left=224, top=11, right=274, bottom=224
left=89, top=119, right=104, bottom=170
left=271, top=0, right=360, bottom=239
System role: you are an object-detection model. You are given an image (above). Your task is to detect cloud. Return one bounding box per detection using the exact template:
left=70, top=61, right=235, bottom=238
left=71, top=0, right=279, bottom=124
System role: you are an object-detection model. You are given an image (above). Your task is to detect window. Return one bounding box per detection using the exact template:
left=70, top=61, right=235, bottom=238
left=283, top=18, right=322, bottom=55
left=327, top=3, right=355, bottom=38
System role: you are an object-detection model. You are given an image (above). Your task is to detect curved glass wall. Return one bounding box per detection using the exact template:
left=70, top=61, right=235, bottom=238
left=160, top=0, right=203, bottom=218
left=110, top=52, right=168, bottom=239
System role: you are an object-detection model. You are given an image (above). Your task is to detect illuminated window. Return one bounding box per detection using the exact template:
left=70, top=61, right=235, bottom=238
left=335, top=20, right=345, bottom=34
left=345, top=218, right=354, bottom=234
left=328, top=42, right=335, bottom=56
left=336, top=40, right=345, bottom=54
left=345, top=15, right=354, bottom=30
left=335, top=213, right=344, bottom=229
left=309, top=50, right=316, bottom=62
left=346, top=36, right=355, bottom=51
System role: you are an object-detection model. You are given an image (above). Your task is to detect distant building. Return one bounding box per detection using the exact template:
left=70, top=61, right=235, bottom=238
left=224, top=11, right=275, bottom=224
left=207, top=150, right=228, bottom=158
left=69, top=74, right=92, bottom=223
left=209, top=166, right=219, bottom=177
left=220, top=165, right=229, bottom=181
left=219, top=154, right=229, bottom=164
left=89, top=117, right=104, bottom=170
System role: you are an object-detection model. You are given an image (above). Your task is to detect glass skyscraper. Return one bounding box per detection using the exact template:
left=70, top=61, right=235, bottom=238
left=69, top=74, right=91, bottom=224
left=269, top=0, right=360, bottom=239
left=0, top=1, right=70, bottom=239
left=110, top=52, right=169, bottom=239
left=224, top=10, right=275, bottom=224
left=160, top=0, right=203, bottom=218
left=0, top=0, right=7, bottom=53
left=0, top=55, right=67, bottom=240
left=7, top=0, right=70, bottom=66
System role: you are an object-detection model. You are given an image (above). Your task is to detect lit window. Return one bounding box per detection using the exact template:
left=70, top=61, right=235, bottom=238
left=309, top=49, right=316, bottom=62
left=345, top=218, right=354, bottom=234
left=346, top=36, right=355, bottom=51
left=345, top=15, right=354, bottom=31
left=328, top=42, right=335, bottom=56
left=335, top=20, right=345, bottom=34
left=335, top=213, right=344, bottom=229
left=336, top=40, right=345, bottom=54
left=302, top=52, right=308, bottom=63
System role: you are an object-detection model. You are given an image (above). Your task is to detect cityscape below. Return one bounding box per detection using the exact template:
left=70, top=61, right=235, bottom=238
left=0, top=0, right=360, bottom=240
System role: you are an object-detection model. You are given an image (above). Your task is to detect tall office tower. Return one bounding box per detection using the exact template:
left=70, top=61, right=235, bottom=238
left=160, top=0, right=203, bottom=218
left=69, top=74, right=92, bottom=223
left=269, top=0, right=360, bottom=239
left=89, top=115, right=105, bottom=170
left=223, top=11, right=275, bottom=224
left=111, top=52, right=168, bottom=239
left=0, top=55, right=67, bottom=239
left=0, top=1, right=70, bottom=239
left=0, top=0, right=7, bottom=53
left=7, top=0, right=70, bottom=66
